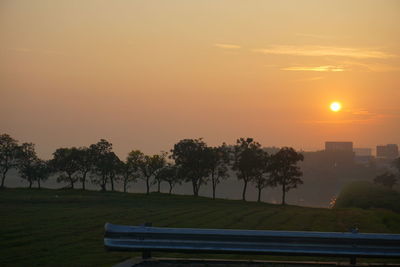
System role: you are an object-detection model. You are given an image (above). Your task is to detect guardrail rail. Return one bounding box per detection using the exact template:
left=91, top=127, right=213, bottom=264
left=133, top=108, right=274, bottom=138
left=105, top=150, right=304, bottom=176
left=104, top=223, right=400, bottom=265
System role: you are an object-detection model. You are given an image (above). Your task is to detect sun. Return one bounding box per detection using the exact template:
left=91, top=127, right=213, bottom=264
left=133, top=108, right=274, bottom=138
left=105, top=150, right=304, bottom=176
left=330, top=101, right=342, bottom=112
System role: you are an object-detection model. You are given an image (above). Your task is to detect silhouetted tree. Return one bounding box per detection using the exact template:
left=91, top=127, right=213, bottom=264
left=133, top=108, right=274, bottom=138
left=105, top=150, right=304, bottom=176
left=90, top=139, right=114, bottom=191
left=232, top=138, right=265, bottom=201
left=251, top=152, right=273, bottom=202
left=16, top=143, right=38, bottom=188
left=51, top=147, right=80, bottom=189
left=107, top=152, right=122, bottom=191
left=393, top=157, right=400, bottom=179
left=270, top=147, right=304, bottom=205
left=152, top=152, right=168, bottom=192
left=171, top=138, right=210, bottom=196
left=0, top=134, right=19, bottom=188
left=206, top=144, right=230, bottom=200
left=374, top=172, right=397, bottom=189
left=75, top=147, right=94, bottom=190
left=121, top=150, right=142, bottom=193
left=158, top=164, right=182, bottom=194
left=33, top=159, right=52, bottom=189
left=139, top=152, right=167, bottom=194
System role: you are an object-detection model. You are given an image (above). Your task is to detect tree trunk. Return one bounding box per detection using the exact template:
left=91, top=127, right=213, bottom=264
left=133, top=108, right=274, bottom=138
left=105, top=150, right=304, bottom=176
left=169, top=183, right=172, bottom=194
left=123, top=179, right=127, bottom=193
left=146, top=177, right=150, bottom=195
left=110, top=176, right=114, bottom=191
left=157, top=180, right=161, bottom=193
left=101, top=174, right=107, bottom=191
left=212, top=184, right=216, bottom=200
left=68, top=174, right=74, bottom=189
left=211, top=174, right=216, bottom=200
left=242, top=180, right=248, bottom=201
left=37, top=179, right=41, bottom=189
left=257, top=187, right=261, bottom=202
left=81, top=172, right=87, bottom=190
left=192, top=180, right=197, bottom=196
left=196, top=178, right=202, bottom=197
left=1, top=169, right=8, bottom=188
left=29, top=179, right=33, bottom=189
left=282, top=184, right=286, bottom=205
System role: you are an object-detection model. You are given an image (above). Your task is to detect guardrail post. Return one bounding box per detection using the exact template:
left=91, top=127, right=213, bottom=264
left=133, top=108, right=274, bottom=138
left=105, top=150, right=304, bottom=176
left=141, top=222, right=152, bottom=259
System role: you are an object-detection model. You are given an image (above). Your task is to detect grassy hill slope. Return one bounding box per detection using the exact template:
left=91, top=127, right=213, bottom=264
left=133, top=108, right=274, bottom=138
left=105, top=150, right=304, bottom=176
left=334, top=181, right=400, bottom=213
left=1, top=188, right=400, bottom=267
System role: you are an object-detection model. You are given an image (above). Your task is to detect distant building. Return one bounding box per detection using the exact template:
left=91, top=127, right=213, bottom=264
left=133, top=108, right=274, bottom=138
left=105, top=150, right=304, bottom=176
left=376, top=144, right=399, bottom=159
left=325, top=141, right=353, bottom=152
left=354, top=148, right=372, bottom=156
left=324, top=141, right=354, bottom=166
left=354, top=148, right=373, bottom=165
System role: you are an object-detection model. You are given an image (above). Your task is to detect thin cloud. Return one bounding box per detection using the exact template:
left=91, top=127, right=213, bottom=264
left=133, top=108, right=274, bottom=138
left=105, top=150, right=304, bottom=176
left=282, top=65, right=345, bottom=72
left=253, top=45, right=395, bottom=59
left=301, top=108, right=398, bottom=125
left=302, top=119, right=371, bottom=125
left=214, top=43, right=241, bottom=49
left=339, top=60, right=400, bottom=72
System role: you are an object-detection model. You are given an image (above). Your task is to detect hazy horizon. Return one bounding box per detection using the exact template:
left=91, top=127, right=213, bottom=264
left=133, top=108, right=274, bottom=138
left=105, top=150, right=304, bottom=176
left=1, top=0, right=399, bottom=159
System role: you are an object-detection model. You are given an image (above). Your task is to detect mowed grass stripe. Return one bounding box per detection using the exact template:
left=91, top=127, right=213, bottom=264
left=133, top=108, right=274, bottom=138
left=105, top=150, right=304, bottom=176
left=2, top=188, right=400, bottom=267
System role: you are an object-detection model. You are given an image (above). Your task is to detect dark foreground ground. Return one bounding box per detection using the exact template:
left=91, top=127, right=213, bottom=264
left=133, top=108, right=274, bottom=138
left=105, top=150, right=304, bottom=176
left=1, top=188, right=400, bottom=267
left=118, top=258, right=400, bottom=267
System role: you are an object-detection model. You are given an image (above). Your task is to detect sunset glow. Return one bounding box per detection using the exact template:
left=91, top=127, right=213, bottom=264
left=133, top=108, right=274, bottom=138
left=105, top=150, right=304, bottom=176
left=0, top=0, right=399, bottom=157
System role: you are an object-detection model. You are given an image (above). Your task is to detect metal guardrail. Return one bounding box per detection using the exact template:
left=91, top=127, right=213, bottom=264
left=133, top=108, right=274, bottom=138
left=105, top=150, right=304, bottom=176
left=104, top=223, right=400, bottom=264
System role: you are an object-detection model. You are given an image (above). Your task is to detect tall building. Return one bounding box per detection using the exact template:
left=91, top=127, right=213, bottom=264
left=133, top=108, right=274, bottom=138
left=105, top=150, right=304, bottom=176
left=354, top=148, right=373, bottom=165
left=376, top=144, right=399, bottom=159
left=325, top=142, right=353, bottom=152
left=324, top=141, right=354, bottom=166
left=354, top=148, right=372, bottom=156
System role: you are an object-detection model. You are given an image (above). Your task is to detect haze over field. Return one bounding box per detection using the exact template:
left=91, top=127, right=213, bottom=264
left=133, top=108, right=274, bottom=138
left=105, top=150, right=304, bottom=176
left=1, top=0, right=400, bottom=159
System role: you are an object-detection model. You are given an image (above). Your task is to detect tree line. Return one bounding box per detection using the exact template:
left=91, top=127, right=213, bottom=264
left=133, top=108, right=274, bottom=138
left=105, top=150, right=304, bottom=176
left=0, top=134, right=305, bottom=204
left=373, top=158, right=400, bottom=190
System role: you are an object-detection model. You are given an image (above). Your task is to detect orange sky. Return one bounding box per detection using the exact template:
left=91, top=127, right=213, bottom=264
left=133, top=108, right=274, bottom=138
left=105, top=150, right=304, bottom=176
left=1, top=0, right=399, bottom=159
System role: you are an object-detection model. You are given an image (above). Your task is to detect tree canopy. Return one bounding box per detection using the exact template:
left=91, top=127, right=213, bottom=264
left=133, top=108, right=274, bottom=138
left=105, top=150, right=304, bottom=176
left=0, top=134, right=19, bottom=188
left=171, top=138, right=210, bottom=196
left=270, top=147, right=304, bottom=205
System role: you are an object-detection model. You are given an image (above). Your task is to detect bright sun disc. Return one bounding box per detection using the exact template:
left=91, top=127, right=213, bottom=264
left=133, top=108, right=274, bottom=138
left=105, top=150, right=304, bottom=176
left=330, top=102, right=342, bottom=112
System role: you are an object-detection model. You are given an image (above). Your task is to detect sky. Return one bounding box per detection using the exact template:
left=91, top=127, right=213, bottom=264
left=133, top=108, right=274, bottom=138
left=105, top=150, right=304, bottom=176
left=1, top=0, right=399, bottom=159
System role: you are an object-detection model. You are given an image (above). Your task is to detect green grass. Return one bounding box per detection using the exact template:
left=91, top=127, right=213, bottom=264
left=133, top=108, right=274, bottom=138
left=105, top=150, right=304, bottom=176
left=334, top=181, right=400, bottom=213
left=1, top=188, right=400, bottom=267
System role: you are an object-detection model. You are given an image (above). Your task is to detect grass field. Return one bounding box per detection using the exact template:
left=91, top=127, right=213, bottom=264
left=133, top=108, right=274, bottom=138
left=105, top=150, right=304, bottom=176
left=1, top=188, right=400, bottom=267
left=335, top=181, right=400, bottom=213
